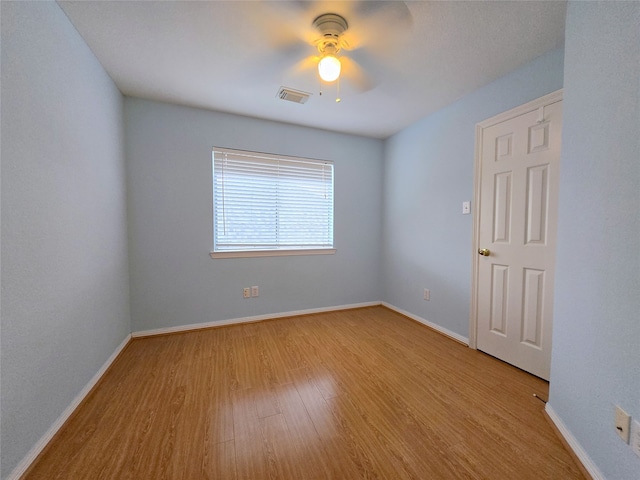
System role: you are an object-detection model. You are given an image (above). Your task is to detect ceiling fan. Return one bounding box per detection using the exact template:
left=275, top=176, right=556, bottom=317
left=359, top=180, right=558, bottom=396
left=254, top=1, right=413, bottom=99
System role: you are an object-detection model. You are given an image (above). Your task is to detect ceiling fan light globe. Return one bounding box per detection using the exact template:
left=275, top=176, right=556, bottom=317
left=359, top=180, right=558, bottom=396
left=318, top=55, right=341, bottom=82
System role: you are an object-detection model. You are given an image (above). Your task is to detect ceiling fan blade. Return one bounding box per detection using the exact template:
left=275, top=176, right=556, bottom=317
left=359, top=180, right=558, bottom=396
left=340, top=56, right=375, bottom=93
left=276, top=54, right=320, bottom=89
left=254, top=1, right=321, bottom=46
left=287, top=55, right=320, bottom=76
left=231, top=41, right=310, bottom=86
left=351, top=0, right=413, bottom=22
left=342, top=1, right=413, bottom=57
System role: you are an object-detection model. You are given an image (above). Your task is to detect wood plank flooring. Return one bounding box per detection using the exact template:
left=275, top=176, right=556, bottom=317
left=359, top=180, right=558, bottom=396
left=23, top=306, right=585, bottom=479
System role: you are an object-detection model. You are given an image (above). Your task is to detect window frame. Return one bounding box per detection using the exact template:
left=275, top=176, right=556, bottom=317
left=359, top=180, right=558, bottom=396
left=210, top=147, right=336, bottom=259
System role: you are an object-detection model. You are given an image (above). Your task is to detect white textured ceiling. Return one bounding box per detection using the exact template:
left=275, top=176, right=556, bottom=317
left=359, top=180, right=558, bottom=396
left=57, top=1, right=566, bottom=139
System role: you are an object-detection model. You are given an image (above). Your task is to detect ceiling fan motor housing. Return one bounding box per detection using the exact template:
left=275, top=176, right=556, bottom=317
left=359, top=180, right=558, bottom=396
left=313, top=13, right=348, bottom=54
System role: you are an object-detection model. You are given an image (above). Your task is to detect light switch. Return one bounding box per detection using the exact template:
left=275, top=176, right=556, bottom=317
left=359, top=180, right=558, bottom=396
left=615, top=405, right=631, bottom=443
left=462, top=201, right=471, bottom=215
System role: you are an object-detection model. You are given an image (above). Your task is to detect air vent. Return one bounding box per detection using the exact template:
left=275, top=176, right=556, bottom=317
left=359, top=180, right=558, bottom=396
left=277, top=87, right=311, bottom=104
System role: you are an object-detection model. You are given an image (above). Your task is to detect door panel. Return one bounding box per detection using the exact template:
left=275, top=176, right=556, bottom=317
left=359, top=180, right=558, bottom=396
left=475, top=98, right=562, bottom=380
left=525, top=165, right=548, bottom=244
left=493, top=173, right=512, bottom=243
left=521, top=268, right=544, bottom=347
left=490, top=264, right=509, bottom=335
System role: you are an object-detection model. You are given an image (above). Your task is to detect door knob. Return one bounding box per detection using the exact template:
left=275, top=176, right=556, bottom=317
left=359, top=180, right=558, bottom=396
left=478, top=248, right=490, bottom=256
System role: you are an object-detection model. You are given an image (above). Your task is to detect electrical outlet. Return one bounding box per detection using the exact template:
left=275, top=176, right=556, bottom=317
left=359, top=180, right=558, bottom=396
left=631, top=420, right=640, bottom=458
left=251, top=286, right=259, bottom=297
left=615, top=405, right=631, bottom=443
left=243, top=287, right=251, bottom=299
left=423, top=289, right=430, bottom=301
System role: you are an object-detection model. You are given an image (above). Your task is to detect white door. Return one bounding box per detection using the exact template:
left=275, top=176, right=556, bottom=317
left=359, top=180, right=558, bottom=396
left=473, top=93, right=562, bottom=380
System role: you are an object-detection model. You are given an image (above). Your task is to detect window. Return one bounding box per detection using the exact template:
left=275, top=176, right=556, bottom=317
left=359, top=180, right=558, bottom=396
left=211, top=147, right=335, bottom=258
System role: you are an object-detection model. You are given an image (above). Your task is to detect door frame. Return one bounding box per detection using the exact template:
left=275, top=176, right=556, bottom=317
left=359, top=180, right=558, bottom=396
left=469, top=89, right=563, bottom=349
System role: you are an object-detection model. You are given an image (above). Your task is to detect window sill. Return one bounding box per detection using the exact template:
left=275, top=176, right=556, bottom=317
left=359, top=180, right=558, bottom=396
left=210, top=248, right=336, bottom=259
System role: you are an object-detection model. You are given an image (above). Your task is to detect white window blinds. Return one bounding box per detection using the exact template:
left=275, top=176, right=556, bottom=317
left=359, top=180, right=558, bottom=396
left=212, top=148, right=334, bottom=254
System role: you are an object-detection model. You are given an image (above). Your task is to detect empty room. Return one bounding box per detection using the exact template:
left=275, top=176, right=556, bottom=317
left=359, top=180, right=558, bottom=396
left=1, top=1, right=638, bottom=479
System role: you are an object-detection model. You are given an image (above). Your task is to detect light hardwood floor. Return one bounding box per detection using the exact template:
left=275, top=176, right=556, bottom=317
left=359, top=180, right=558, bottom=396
left=23, top=306, right=585, bottom=479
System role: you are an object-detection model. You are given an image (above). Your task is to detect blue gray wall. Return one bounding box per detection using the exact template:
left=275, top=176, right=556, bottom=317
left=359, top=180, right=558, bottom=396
left=382, top=48, right=564, bottom=338
left=0, top=2, right=131, bottom=478
left=549, top=2, right=640, bottom=479
left=124, top=99, right=383, bottom=332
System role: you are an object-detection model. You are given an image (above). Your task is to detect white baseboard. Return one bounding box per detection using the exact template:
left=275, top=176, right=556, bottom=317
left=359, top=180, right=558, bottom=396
left=132, top=301, right=381, bottom=338
left=7, top=334, right=132, bottom=480
left=132, top=302, right=470, bottom=345
left=381, top=302, right=469, bottom=345
left=545, top=404, right=605, bottom=480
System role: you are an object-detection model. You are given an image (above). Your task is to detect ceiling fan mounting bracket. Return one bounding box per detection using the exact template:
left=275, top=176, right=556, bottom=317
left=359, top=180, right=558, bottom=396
left=317, top=39, right=340, bottom=56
